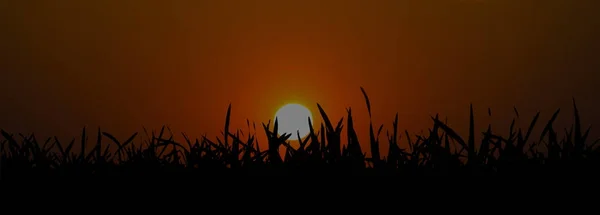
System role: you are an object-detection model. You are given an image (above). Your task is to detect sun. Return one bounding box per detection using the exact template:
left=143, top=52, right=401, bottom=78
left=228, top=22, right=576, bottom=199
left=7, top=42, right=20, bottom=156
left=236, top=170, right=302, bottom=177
left=274, top=103, right=313, bottom=141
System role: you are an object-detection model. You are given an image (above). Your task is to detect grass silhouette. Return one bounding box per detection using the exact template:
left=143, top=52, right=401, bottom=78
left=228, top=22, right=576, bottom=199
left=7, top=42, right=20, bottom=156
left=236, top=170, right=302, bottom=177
left=2, top=87, right=599, bottom=179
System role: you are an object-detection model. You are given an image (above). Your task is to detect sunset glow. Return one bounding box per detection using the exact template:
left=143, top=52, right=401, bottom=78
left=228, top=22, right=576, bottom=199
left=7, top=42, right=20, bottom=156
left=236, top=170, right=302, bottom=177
left=0, top=0, right=599, bottom=153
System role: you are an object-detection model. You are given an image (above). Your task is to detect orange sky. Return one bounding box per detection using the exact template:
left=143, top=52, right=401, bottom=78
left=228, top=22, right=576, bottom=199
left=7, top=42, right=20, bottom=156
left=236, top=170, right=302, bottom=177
left=1, top=0, right=600, bottom=154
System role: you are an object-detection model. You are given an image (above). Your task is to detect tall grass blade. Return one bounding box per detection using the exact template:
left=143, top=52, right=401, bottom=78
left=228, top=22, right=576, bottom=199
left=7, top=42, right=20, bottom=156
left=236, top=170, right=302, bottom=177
left=468, top=104, right=475, bottom=165
left=360, top=87, right=372, bottom=118
left=224, top=103, right=232, bottom=148
left=539, top=109, right=561, bottom=143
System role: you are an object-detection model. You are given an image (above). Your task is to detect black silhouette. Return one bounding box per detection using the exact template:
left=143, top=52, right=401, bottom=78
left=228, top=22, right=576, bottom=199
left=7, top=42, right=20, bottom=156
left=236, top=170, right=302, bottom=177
left=1, top=88, right=599, bottom=179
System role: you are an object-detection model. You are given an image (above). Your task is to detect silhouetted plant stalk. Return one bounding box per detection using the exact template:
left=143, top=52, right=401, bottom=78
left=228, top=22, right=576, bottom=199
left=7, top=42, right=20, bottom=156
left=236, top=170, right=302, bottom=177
left=1, top=88, right=599, bottom=176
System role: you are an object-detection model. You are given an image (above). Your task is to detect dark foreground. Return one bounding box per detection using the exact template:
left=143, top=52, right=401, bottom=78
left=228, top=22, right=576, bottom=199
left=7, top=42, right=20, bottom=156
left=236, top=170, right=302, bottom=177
left=3, top=161, right=600, bottom=180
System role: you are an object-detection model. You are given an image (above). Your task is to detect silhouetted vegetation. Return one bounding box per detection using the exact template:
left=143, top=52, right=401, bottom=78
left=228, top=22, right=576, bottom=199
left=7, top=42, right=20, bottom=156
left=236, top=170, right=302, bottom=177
left=2, top=87, right=599, bottom=178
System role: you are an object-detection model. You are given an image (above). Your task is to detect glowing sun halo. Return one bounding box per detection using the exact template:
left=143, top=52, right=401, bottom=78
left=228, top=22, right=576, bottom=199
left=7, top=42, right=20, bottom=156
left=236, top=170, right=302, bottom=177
left=274, top=103, right=313, bottom=141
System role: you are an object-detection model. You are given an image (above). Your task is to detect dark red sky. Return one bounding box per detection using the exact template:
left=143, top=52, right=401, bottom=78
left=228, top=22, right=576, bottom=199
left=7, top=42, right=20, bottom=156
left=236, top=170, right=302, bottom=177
left=1, top=0, right=599, bottom=152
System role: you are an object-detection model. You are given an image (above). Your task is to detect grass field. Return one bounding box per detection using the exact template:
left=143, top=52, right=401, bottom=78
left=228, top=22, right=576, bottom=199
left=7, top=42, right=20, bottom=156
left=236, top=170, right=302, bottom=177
left=2, top=88, right=599, bottom=178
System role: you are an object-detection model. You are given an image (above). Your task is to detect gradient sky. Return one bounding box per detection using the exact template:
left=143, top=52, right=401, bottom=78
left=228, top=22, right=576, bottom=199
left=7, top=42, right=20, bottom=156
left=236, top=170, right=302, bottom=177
left=1, top=0, right=599, bottom=153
